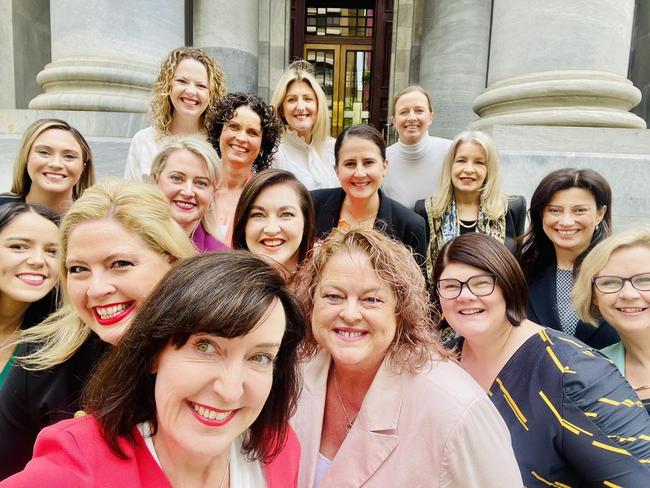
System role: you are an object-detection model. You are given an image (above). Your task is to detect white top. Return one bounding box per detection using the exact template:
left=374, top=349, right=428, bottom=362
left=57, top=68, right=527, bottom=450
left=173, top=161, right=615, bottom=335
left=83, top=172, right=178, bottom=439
left=382, top=135, right=452, bottom=209
left=273, top=131, right=339, bottom=190
left=137, top=422, right=266, bottom=486
left=313, top=453, right=332, bottom=488
left=123, top=126, right=161, bottom=181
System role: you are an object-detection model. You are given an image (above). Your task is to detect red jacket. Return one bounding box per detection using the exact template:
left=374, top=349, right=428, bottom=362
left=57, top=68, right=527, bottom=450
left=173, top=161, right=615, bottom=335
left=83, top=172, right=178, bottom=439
left=1, top=416, right=300, bottom=487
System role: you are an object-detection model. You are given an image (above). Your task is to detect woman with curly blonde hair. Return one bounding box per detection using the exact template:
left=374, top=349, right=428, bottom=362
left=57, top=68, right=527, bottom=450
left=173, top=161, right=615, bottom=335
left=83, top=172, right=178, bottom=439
left=290, top=228, right=522, bottom=487
left=123, top=47, right=227, bottom=181
left=271, top=60, right=338, bottom=190
left=0, top=180, right=195, bottom=479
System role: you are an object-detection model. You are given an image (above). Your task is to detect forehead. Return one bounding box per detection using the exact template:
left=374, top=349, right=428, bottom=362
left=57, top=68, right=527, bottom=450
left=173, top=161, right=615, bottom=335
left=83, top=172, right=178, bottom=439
left=338, top=136, right=382, bottom=158
left=0, top=211, right=57, bottom=239
left=320, top=251, right=387, bottom=287
left=230, top=105, right=262, bottom=128
left=174, top=58, right=208, bottom=78
left=602, top=245, right=650, bottom=271
left=455, top=141, right=486, bottom=157
left=395, top=91, right=430, bottom=111
left=32, top=128, right=81, bottom=150
left=547, top=187, right=596, bottom=206
left=254, top=182, right=302, bottom=207
left=439, top=261, right=488, bottom=280
left=286, top=80, right=315, bottom=97
left=163, top=149, right=209, bottom=174
left=67, top=218, right=152, bottom=256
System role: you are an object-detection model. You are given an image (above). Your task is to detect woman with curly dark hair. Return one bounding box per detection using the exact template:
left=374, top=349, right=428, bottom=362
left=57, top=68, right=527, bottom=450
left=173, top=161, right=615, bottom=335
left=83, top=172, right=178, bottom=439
left=206, top=92, right=283, bottom=244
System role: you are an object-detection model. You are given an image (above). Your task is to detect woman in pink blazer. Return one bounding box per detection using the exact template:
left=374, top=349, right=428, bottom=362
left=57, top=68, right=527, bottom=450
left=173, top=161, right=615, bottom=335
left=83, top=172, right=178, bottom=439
left=2, top=252, right=304, bottom=487
left=292, top=229, right=522, bottom=487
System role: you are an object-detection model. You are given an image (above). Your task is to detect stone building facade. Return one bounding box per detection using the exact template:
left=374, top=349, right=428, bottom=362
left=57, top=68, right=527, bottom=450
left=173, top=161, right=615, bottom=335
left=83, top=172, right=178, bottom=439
left=1, top=0, right=649, bottom=227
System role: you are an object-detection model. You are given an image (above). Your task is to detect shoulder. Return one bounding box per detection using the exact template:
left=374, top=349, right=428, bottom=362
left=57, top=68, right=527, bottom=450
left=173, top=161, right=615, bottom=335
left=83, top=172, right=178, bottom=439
left=413, top=199, right=427, bottom=219
left=0, top=193, right=23, bottom=206
left=382, top=193, right=424, bottom=224
left=131, top=126, right=156, bottom=142
left=506, top=194, right=526, bottom=211
left=310, top=188, right=340, bottom=206
left=264, top=425, right=300, bottom=485
left=429, top=135, right=453, bottom=148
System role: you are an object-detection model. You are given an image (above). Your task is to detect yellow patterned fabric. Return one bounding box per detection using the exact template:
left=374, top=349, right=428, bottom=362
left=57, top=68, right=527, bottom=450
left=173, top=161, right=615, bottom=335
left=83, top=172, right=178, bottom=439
left=487, top=328, right=650, bottom=486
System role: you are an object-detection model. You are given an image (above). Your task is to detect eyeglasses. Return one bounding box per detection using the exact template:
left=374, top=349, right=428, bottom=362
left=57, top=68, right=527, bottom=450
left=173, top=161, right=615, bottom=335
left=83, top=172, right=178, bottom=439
left=592, top=273, right=650, bottom=294
left=435, top=274, right=497, bottom=299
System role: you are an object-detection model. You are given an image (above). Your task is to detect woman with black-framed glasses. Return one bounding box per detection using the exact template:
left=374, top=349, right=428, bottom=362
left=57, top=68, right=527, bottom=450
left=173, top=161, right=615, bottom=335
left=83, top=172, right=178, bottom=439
left=433, top=232, right=650, bottom=486
left=575, top=228, right=650, bottom=413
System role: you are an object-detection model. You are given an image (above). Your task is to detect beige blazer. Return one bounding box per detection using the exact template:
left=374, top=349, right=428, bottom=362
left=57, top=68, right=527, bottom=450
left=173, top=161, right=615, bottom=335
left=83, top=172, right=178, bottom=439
left=291, top=350, right=523, bottom=488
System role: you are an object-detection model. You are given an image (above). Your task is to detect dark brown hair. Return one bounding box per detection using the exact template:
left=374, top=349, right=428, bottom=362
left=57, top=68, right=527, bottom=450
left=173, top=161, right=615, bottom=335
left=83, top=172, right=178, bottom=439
left=206, top=92, right=283, bottom=173
left=84, top=251, right=305, bottom=463
left=232, top=169, right=315, bottom=266
left=517, top=168, right=612, bottom=279
left=433, top=233, right=528, bottom=327
left=334, top=124, right=386, bottom=163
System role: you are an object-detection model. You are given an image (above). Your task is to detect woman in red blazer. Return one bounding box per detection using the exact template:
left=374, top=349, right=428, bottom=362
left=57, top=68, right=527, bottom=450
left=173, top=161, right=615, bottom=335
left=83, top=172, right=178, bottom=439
left=2, top=251, right=304, bottom=488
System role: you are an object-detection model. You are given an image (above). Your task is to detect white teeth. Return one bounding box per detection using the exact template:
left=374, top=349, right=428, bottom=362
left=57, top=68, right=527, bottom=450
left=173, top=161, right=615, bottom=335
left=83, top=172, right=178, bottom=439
left=18, top=274, right=45, bottom=283
left=619, top=307, right=645, bottom=313
left=193, top=403, right=232, bottom=421
left=95, top=303, right=130, bottom=320
left=231, top=145, right=247, bottom=153
left=337, top=330, right=366, bottom=338
left=262, top=239, right=284, bottom=247
left=175, top=201, right=195, bottom=209
left=460, top=309, right=483, bottom=315
left=44, top=173, right=65, bottom=180
left=557, top=229, right=578, bottom=237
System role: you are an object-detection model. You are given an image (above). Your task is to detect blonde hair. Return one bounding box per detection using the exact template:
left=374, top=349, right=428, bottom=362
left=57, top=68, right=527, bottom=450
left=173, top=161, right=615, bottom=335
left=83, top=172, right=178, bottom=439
left=18, top=179, right=196, bottom=370
left=427, top=130, right=507, bottom=220
left=293, top=228, right=451, bottom=374
left=574, top=227, right=650, bottom=325
left=11, top=118, right=95, bottom=199
left=390, top=85, right=433, bottom=115
left=149, top=135, right=222, bottom=237
left=151, top=47, right=227, bottom=136
left=271, top=59, right=330, bottom=150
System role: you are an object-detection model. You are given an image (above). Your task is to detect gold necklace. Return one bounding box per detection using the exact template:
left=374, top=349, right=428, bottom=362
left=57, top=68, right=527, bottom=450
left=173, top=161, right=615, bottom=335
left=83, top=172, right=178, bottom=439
left=333, top=368, right=356, bottom=434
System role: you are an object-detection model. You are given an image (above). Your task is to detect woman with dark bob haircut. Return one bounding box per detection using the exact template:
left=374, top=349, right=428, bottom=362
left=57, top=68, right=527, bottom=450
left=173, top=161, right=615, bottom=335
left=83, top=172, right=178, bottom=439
left=232, top=169, right=315, bottom=282
left=3, top=252, right=304, bottom=487
left=204, top=92, right=283, bottom=245
left=517, top=167, right=618, bottom=348
left=434, top=232, right=650, bottom=486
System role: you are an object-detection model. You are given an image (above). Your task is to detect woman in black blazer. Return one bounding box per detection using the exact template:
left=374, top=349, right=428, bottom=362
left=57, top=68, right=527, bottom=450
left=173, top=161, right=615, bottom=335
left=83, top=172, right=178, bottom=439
left=517, top=168, right=618, bottom=348
left=414, top=130, right=526, bottom=283
left=311, top=124, right=427, bottom=262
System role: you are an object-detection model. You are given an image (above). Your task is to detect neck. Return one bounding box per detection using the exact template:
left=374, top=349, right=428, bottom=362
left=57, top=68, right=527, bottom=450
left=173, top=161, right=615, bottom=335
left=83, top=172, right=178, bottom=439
left=342, top=192, right=380, bottom=221
left=462, top=321, right=515, bottom=364
left=222, top=159, right=252, bottom=190
left=554, top=246, right=581, bottom=270
left=619, top=330, right=650, bottom=368
left=454, top=190, right=480, bottom=207
left=183, top=220, right=200, bottom=237
left=0, top=296, right=29, bottom=339
left=153, top=428, right=230, bottom=487
left=293, top=128, right=313, bottom=144
left=400, top=133, right=428, bottom=146
left=26, top=187, right=72, bottom=216
left=331, top=360, right=380, bottom=409
left=170, top=113, right=202, bottom=134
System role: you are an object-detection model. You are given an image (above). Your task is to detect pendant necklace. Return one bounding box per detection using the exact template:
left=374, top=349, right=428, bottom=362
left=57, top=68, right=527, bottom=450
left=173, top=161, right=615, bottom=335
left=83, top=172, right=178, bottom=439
left=333, top=367, right=357, bottom=434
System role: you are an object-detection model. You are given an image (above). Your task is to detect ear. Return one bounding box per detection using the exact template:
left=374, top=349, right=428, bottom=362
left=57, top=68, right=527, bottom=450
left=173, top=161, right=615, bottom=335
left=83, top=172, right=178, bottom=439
left=381, top=159, right=388, bottom=178
left=390, top=115, right=396, bottom=126
left=596, top=205, right=607, bottom=224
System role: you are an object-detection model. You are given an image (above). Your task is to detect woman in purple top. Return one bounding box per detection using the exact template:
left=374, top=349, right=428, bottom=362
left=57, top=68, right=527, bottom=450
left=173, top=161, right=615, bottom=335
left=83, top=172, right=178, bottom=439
left=150, top=136, right=228, bottom=252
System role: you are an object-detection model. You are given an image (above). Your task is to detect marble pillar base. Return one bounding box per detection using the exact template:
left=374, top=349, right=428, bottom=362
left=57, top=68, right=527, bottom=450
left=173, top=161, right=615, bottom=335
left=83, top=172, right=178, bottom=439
left=471, top=70, right=646, bottom=130
left=29, top=57, right=156, bottom=112
left=488, top=124, right=650, bottom=230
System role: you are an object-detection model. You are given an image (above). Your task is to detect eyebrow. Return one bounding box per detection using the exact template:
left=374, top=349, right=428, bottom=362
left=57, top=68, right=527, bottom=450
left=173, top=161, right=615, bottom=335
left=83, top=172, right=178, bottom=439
left=255, top=342, right=281, bottom=349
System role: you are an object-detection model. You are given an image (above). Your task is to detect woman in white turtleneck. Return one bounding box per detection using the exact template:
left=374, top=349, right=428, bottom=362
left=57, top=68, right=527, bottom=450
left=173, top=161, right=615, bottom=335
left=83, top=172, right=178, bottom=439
left=382, top=85, right=451, bottom=210
left=271, top=60, right=339, bottom=191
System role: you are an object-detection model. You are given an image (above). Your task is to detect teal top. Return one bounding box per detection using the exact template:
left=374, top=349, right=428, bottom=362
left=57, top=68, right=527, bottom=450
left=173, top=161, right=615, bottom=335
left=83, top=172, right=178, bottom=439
left=0, top=353, right=15, bottom=390
left=601, top=341, right=625, bottom=374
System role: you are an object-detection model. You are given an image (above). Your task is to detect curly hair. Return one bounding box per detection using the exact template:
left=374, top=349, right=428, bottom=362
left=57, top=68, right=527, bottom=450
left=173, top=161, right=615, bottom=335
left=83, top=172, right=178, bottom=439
left=293, top=228, right=451, bottom=374
left=206, top=92, right=283, bottom=173
left=150, top=47, right=227, bottom=136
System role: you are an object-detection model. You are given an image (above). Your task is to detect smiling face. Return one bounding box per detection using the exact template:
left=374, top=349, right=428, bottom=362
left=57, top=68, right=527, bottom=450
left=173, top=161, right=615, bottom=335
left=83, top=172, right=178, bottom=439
left=451, top=141, right=487, bottom=199
left=312, top=250, right=397, bottom=373
left=219, top=105, right=263, bottom=170
left=0, top=212, right=58, bottom=307
left=170, top=58, right=210, bottom=121
left=245, top=183, right=305, bottom=273
left=438, top=261, right=508, bottom=340
left=335, top=136, right=387, bottom=202
left=26, top=129, right=84, bottom=198
left=542, top=187, right=605, bottom=258
left=391, top=90, right=433, bottom=145
left=282, top=80, right=318, bottom=141
left=65, top=219, right=172, bottom=345
left=155, top=149, right=215, bottom=234
left=152, top=299, right=286, bottom=464
left=593, top=246, right=650, bottom=335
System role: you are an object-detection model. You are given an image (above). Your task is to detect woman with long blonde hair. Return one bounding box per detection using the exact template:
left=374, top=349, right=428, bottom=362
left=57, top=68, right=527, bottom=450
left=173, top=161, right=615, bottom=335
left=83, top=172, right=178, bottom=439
left=0, top=180, right=195, bottom=479
left=123, top=47, right=227, bottom=181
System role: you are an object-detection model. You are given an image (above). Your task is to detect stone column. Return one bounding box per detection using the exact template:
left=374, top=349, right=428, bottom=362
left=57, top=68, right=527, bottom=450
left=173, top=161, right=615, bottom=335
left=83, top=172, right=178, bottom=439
left=29, top=0, right=184, bottom=112
left=418, top=0, right=492, bottom=138
left=193, top=0, right=259, bottom=94
left=472, top=0, right=645, bottom=129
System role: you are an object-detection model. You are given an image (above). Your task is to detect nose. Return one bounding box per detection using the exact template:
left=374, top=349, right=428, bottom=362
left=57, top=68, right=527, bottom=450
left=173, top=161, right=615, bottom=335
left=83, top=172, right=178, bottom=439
left=406, top=109, right=416, bottom=120
left=212, top=363, right=244, bottom=403
left=185, top=83, right=197, bottom=95
left=457, top=284, right=477, bottom=301
left=26, top=248, right=46, bottom=267
left=86, top=272, right=116, bottom=298
left=559, top=212, right=575, bottom=226
left=263, top=217, right=281, bottom=235
left=353, top=164, right=366, bottom=178
left=339, top=299, right=362, bottom=323
left=47, top=154, right=64, bottom=168
left=180, top=181, right=195, bottom=195
left=461, top=162, right=475, bottom=174
left=296, top=97, right=306, bottom=110
left=618, top=280, right=641, bottom=299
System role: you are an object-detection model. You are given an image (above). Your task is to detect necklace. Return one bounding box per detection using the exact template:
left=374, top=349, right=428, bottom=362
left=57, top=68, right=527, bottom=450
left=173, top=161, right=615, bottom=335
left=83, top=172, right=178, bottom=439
left=458, top=219, right=477, bottom=229
left=333, top=368, right=356, bottom=434
left=218, top=452, right=231, bottom=488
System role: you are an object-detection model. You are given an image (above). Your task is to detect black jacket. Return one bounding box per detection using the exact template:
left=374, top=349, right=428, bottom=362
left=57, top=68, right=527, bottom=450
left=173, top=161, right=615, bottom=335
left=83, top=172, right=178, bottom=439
left=0, top=336, right=108, bottom=479
left=414, top=195, right=527, bottom=254
left=311, top=187, right=428, bottom=261
left=527, top=263, right=619, bottom=349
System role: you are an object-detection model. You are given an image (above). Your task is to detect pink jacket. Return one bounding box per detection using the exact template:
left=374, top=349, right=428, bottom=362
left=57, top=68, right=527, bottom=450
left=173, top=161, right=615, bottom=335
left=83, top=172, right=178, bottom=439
left=291, top=350, right=523, bottom=487
left=2, top=416, right=300, bottom=487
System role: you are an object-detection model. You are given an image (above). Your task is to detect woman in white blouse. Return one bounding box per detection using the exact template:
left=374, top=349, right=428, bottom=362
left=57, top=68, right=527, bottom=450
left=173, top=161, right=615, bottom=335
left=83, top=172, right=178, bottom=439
left=271, top=60, right=339, bottom=191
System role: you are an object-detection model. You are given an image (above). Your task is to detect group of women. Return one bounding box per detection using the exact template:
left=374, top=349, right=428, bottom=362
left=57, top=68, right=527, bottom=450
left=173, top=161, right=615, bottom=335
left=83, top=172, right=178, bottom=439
left=0, top=45, right=648, bottom=487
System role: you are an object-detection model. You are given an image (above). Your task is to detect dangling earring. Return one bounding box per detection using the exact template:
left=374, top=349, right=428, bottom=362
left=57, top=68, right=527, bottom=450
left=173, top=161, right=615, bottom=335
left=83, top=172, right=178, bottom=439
left=595, top=223, right=600, bottom=231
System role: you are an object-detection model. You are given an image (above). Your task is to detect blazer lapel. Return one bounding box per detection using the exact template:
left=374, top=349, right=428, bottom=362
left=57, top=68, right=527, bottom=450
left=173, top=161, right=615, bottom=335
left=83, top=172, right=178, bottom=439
left=315, top=189, right=345, bottom=239
left=528, top=265, right=561, bottom=330
left=323, top=360, right=402, bottom=487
